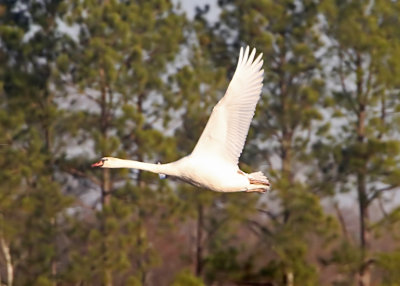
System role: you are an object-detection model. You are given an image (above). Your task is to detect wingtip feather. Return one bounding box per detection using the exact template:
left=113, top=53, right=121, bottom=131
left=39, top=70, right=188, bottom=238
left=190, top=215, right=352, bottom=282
left=248, top=48, right=256, bottom=65
left=238, top=47, right=244, bottom=66
left=244, top=46, right=250, bottom=63
left=237, top=46, right=265, bottom=72
left=255, top=52, right=263, bottom=64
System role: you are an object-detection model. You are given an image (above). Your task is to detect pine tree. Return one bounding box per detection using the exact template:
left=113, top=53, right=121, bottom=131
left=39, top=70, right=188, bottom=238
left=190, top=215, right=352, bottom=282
left=316, top=0, right=400, bottom=285
left=0, top=0, right=73, bottom=284
left=211, top=1, right=337, bottom=284
left=60, top=0, right=185, bottom=284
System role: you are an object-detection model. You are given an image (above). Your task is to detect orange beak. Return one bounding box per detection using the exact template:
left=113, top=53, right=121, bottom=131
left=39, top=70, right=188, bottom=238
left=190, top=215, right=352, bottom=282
left=91, top=160, right=104, bottom=167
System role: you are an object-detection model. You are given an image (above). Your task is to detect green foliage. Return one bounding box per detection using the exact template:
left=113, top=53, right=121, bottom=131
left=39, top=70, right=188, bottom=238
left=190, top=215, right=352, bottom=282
left=315, top=0, right=400, bottom=284
left=171, top=269, right=205, bottom=286
left=377, top=250, right=400, bottom=286
left=0, top=0, right=74, bottom=284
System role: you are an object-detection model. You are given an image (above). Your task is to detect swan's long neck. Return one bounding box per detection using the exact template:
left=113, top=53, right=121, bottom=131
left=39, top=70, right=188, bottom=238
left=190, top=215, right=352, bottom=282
left=107, top=158, right=178, bottom=176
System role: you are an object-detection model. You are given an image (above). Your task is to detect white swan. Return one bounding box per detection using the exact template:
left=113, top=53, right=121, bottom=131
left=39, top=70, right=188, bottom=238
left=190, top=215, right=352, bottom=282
left=92, top=46, right=270, bottom=193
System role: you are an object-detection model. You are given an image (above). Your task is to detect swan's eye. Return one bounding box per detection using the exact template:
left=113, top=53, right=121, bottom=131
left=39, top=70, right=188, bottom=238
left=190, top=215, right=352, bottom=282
left=102, top=158, right=108, bottom=162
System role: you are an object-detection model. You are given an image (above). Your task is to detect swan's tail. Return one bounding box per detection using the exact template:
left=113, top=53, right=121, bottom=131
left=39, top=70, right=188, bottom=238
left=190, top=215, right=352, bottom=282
left=247, top=171, right=270, bottom=193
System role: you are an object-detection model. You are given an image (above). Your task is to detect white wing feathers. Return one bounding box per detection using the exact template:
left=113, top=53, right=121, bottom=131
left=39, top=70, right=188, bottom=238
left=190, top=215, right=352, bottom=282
left=191, top=46, right=264, bottom=165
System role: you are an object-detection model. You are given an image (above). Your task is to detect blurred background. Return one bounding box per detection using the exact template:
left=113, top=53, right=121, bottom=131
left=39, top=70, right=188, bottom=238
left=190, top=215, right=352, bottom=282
left=1, top=0, right=400, bottom=285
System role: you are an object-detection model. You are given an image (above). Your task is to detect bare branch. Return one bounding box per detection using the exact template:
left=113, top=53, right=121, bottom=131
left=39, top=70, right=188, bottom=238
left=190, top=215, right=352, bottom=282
left=246, top=219, right=272, bottom=237
left=378, top=196, right=389, bottom=219
left=338, top=48, right=349, bottom=95
left=246, top=222, right=262, bottom=237
left=367, top=185, right=399, bottom=205
left=84, top=92, right=101, bottom=105
left=334, top=202, right=352, bottom=243
left=338, top=47, right=358, bottom=113
left=377, top=91, right=386, bottom=140
left=65, top=168, right=101, bottom=186
left=360, top=258, right=376, bottom=273
left=257, top=208, right=280, bottom=223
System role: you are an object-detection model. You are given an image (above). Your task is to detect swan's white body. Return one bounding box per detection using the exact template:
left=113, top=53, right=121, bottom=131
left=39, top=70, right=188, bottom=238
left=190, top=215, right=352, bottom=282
left=92, top=46, right=270, bottom=193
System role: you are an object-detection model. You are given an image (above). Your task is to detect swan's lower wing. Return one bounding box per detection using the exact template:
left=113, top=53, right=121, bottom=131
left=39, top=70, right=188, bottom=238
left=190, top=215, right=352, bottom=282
left=191, top=46, right=264, bottom=165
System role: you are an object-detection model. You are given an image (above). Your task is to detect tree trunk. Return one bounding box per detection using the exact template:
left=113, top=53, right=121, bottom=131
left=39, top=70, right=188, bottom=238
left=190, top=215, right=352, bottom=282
left=283, top=270, right=294, bottom=286
left=281, top=135, right=292, bottom=181
left=355, top=52, right=371, bottom=286
left=357, top=171, right=371, bottom=286
left=102, top=169, right=111, bottom=207
left=50, top=217, right=57, bottom=286
left=136, top=222, right=147, bottom=285
left=101, top=168, right=113, bottom=286
left=0, top=236, right=13, bottom=286
left=99, top=66, right=112, bottom=286
left=195, top=204, right=204, bottom=277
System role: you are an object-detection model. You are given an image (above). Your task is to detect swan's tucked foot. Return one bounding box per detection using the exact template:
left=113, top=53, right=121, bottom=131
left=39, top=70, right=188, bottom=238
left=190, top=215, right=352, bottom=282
left=246, top=188, right=267, bottom=193
left=249, top=178, right=270, bottom=186
left=236, top=170, right=271, bottom=193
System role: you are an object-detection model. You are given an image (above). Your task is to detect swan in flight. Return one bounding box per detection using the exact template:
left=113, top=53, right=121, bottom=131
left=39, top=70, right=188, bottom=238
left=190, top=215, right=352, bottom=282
left=92, top=46, right=270, bottom=193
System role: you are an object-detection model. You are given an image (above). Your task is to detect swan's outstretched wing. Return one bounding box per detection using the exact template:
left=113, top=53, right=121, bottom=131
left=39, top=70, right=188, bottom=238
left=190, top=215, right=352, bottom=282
left=191, top=46, right=264, bottom=165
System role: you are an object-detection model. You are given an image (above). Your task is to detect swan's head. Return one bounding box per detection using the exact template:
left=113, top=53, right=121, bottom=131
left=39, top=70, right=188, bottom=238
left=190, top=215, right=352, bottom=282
left=91, top=157, right=117, bottom=168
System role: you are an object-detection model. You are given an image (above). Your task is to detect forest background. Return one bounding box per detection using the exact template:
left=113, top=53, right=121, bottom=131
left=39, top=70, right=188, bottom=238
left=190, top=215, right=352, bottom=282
left=1, top=0, right=400, bottom=285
